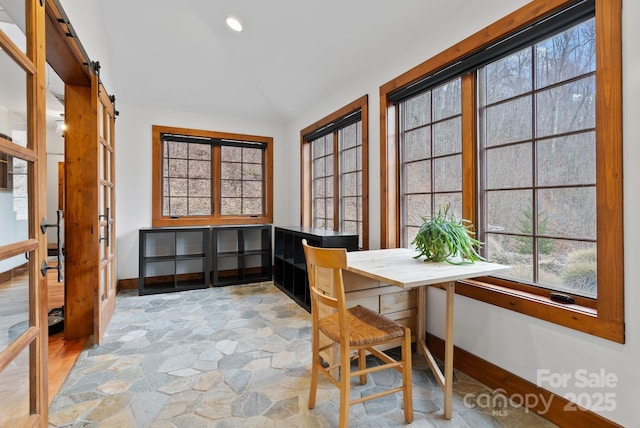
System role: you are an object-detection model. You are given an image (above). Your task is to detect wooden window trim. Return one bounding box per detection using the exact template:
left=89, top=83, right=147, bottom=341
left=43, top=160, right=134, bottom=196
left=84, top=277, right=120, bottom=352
left=300, top=95, right=369, bottom=249
left=380, top=0, right=623, bottom=343
left=152, top=125, right=273, bottom=226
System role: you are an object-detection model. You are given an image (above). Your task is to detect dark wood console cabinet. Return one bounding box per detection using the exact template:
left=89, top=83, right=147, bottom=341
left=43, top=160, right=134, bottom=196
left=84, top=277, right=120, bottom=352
left=273, top=226, right=358, bottom=311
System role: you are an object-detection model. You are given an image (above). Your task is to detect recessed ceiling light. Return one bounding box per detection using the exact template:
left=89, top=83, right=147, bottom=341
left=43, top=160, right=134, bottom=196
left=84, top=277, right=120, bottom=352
left=226, top=16, right=243, bottom=32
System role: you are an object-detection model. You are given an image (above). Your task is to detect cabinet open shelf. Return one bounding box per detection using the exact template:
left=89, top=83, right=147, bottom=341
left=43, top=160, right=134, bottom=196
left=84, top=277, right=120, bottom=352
left=273, top=226, right=359, bottom=311
left=139, top=225, right=272, bottom=294
left=211, top=225, right=272, bottom=287
left=138, top=227, right=211, bottom=295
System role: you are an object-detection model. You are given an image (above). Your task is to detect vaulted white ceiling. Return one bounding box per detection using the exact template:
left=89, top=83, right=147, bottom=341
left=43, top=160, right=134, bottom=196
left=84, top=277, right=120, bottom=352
left=97, top=0, right=484, bottom=124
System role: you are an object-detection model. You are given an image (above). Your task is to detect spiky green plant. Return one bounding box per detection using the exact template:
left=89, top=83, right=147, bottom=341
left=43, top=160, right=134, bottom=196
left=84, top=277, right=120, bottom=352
left=411, top=205, right=485, bottom=264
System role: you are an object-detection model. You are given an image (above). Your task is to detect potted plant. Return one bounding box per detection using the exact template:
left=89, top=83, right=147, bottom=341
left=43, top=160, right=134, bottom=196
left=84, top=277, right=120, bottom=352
left=411, top=204, right=485, bottom=264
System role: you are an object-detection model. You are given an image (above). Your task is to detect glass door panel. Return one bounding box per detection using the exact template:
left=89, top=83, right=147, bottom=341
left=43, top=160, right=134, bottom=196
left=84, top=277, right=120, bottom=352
left=0, top=0, right=26, bottom=53
left=0, top=152, right=29, bottom=241
left=0, top=47, right=28, bottom=147
left=0, top=344, right=30, bottom=426
left=94, top=85, right=116, bottom=343
left=0, top=253, right=30, bottom=350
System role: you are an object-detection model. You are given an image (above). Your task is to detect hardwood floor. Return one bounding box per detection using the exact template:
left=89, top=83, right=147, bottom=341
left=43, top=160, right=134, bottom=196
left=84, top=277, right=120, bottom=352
left=0, top=271, right=29, bottom=351
left=47, top=267, right=87, bottom=405
left=48, top=332, right=86, bottom=405
left=0, top=260, right=85, bottom=421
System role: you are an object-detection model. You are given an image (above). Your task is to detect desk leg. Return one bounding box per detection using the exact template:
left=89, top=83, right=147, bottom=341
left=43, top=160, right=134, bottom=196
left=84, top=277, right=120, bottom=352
left=443, top=281, right=455, bottom=419
left=416, top=286, right=426, bottom=356
left=415, top=282, right=455, bottom=420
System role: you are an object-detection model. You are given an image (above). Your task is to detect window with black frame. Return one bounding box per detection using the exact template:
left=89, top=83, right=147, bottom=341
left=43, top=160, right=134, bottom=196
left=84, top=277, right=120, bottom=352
left=153, top=125, right=273, bottom=226
left=384, top=0, right=621, bottom=342
left=162, top=134, right=265, bottom=217
left=395, top=0, right=601, bottom=298
left=301, top=97, right=368, bottom=248
left=308, top=121, right=363, bottom=235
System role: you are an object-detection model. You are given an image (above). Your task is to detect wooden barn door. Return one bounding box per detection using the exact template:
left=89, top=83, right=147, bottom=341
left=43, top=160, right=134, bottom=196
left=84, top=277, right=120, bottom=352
left=64, top=75, right=117, bottom=345
left=95, top=85, right=116, bottom=344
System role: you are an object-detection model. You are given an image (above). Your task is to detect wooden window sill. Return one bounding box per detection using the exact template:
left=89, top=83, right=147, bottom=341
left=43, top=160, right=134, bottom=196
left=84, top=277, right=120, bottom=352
left=454, top=278, right=623, bottom=343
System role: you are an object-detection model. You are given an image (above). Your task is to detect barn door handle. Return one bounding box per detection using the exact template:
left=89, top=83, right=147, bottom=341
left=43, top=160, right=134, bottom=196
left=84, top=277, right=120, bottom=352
left=41, top=258, right=63, bottom=282
left=40, top=211, right=64, bottom=282
left=40, top=209, right=63, bottom=234
left=99, top=207, right=110, bottom=247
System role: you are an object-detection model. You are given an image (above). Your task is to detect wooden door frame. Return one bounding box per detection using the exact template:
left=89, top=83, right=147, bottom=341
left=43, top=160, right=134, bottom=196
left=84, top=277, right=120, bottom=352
left=44, top=0, right=117, bottom=343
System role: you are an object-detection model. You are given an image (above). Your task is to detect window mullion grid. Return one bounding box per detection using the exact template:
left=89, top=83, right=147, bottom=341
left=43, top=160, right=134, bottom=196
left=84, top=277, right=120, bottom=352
left=210, top=145, right=214, bottom=216
left=310, top=141, right=317, bottom=227
left=311, top=138, right=331, bottom=229
left=530, top=45, right=539, bottom=284
left=356, top=123, right=362, bottom=239
left=186, top=144, right=191, bottom=216
left=212, top=145, right=220, bottom=217
left=476, top=70, right=487, bottom=249
left=240, top=147, right=245, bottom=216
left=338, top=130, right=345, bottom=233
left=398, top=105, right=408, bottom=247
left=429, top=90, right=436, bottom=217
left=325, top=150, right=331, bottom=228
left=333, top=131, right=339, bottom=231
left=165, top=142, right=172, bottom=216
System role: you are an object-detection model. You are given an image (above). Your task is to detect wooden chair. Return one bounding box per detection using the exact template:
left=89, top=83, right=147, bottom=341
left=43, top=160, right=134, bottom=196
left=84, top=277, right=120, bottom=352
left=302, top=239, right=413, bottom=427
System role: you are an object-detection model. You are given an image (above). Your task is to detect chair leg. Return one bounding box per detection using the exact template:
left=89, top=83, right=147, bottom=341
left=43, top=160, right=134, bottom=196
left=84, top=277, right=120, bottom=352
left=401, top=327, right=414, bottom=423
left=309, top=332, right=320, bottom=409
left=358, top=349, right=367, bottom=384
left=339, top=344, right=351, bottom=428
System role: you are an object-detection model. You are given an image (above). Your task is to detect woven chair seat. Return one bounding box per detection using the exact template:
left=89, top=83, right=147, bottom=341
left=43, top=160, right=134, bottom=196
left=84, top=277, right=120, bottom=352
left=318, top=305, right=405, bottom=346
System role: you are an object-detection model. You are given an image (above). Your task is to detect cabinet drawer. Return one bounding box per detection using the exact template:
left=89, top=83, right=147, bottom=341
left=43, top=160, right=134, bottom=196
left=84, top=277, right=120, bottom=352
left=347, top=295, right=380, bottom=312
left=343, top=270, right=381, bottom=292
left=380, top=289, right=416, bottom=314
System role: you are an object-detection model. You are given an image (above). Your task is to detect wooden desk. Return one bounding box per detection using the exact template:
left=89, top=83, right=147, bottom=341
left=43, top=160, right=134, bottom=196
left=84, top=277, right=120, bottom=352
left=346, top=248, right=510, bottom=419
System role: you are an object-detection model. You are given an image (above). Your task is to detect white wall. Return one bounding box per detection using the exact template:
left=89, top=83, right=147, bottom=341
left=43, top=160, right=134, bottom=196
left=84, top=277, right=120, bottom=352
left=0, top=192, right=28, bottom=273
left=113, top=103, right=288, bottom=280
left=46, top=129, right=64, bottom=246
left=0, top=107, right=28, bottom=272
left=56, top=0, right=640, bottom=425
left=57, top=0, right=116, bottom=95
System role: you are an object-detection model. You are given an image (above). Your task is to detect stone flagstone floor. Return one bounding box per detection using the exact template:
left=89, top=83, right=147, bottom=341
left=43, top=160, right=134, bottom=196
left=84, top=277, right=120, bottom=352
left=48, top=282, right=557, bottom=427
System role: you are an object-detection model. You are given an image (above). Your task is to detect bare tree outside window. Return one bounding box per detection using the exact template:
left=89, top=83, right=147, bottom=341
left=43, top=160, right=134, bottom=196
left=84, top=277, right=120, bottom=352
left=338, top=122, right=363, bottom=245
left=220, top=146, right=264, bottom=216
left=479, top=18, right=597, bottom=297
left=311, top=134, right=334, bottom=230
left=162, top=140, right=211, bottom=216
